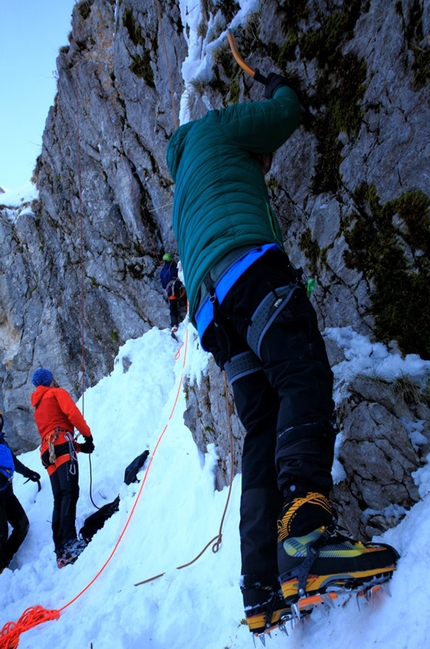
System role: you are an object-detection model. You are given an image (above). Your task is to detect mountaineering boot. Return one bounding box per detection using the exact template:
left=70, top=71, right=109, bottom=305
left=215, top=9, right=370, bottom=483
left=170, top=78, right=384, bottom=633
left=277, top=492, right=399, bottom=604
left=241, top=581, right=290, bottom=635
left=57, top=537, right=87, bottom=569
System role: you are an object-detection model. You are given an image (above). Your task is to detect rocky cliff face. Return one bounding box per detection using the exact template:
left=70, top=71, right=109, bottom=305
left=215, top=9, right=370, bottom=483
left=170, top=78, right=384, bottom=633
left=0, top=0, right=429, bottom=537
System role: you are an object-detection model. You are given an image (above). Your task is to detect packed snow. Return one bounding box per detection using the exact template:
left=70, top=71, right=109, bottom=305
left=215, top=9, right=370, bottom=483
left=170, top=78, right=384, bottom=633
left=1, top=322, right=430, bottom=649
left=0, top=183, right=38, bottom=224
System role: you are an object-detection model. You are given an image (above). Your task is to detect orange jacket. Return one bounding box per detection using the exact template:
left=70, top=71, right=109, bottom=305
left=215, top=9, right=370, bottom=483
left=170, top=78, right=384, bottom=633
left=31, top=386, right=91, bottom=443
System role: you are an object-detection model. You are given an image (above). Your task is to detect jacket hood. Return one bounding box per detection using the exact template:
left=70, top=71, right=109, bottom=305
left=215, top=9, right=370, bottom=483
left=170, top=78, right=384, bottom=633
left=31, top=385, right=53, bottom=408
left=166, top=120, right=196, bottom=181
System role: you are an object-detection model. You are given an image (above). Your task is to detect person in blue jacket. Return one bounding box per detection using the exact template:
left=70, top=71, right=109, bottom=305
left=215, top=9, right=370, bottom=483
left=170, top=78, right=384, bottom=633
left=166, top=71, right=398, bottom=634
left=0, top=410, right=40, bottom=572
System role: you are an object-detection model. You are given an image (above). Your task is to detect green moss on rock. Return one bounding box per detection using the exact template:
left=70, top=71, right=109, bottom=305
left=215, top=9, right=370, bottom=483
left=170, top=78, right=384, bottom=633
left=272, top=1, right=370, bottom=194
left=130, top=52, right=155, bottom=87
left=299, top=228, right=321, bottom=276
left=396, top=0, right=430, bottom=89
left=344, top=183, right=430, bottom=359
left=123, top=8, right=145, bottom=47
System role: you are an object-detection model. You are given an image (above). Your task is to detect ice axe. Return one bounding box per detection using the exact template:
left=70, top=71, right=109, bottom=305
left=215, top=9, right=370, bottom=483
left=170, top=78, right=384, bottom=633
left=227, top=31, right=268, bottom=85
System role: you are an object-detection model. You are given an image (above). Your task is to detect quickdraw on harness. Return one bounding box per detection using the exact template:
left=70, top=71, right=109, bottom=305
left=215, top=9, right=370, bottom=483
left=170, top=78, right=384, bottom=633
left=43, top=428, right=78, bottom=476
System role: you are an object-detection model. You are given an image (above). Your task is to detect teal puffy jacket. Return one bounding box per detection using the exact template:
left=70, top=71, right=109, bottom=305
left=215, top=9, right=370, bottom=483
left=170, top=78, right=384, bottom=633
left=166, top=85, right=300, bottom=324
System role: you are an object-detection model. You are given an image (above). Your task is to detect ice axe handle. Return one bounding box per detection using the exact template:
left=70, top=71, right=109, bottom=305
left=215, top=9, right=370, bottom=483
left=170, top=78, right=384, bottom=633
left=227, top=31, right=267, bottom=85
left=253, top=69, right=268, bottom=85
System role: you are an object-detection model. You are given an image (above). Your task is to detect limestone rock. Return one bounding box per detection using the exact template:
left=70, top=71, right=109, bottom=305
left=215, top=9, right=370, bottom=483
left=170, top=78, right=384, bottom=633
left=333, top=374, right=430, bottom=538
left=0, top=0, right=429, bottom=544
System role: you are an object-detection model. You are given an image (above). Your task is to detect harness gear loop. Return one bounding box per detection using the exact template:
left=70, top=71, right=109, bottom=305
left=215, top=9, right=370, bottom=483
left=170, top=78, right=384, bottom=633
left=166, top=278, right=186, bottom=301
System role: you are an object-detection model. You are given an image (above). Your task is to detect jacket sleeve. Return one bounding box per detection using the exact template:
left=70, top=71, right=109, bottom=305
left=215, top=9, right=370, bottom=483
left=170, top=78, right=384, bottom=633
left=216, top=85, right=300, bottom=154
left=55, top=388, right=92, bottom=438
left=12, top=453, right=30, bottom=478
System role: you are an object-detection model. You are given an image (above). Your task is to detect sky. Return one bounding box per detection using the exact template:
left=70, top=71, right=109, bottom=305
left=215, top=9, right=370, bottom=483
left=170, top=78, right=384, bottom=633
left=0, top=0, right=261, bottom=192
left=0, top=0, right=76, bottom=191
left=1, top=322, right=430, bottom=649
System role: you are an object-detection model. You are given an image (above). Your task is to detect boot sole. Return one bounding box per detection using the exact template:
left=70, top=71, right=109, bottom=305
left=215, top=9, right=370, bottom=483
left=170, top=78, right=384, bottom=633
left=280, top=564, right=396, bottom=601
left=246, top=606, right=291, bottom=634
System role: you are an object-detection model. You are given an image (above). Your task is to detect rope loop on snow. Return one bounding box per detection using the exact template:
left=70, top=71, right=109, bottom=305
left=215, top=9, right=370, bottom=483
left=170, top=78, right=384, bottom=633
left=0, top=606, right=60, bottom=649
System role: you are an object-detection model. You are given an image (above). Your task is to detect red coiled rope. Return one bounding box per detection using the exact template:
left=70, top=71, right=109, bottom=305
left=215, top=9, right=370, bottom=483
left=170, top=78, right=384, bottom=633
left=0, top=607, right=60, bottom=649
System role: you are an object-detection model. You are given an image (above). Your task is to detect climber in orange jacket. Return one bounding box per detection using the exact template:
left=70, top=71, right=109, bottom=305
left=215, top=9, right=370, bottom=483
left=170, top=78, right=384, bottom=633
left=31, top=368, right=94, bottom=568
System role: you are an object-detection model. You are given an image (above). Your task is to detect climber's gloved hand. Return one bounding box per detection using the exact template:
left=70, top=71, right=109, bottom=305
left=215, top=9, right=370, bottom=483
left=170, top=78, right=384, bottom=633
left=79, top=435, right=95, bottom=454
left=264, top=73, right=291, bottom=99
left=25, top=470, right=41, bottom=482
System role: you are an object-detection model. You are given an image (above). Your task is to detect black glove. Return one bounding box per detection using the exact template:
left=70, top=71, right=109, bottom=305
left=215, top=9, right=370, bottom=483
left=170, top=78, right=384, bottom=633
left=79, top=435, right=95, bottom=454
left=25, top=470, right=41, bottom=482
left=264, top=73, right=291, bottom=99
left=0, top=412, right=3, bottom=433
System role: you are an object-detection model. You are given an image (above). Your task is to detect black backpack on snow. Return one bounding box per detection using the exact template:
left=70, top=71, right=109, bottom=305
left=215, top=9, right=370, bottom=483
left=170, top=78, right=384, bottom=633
left=79, top=450, right=150, bottom=543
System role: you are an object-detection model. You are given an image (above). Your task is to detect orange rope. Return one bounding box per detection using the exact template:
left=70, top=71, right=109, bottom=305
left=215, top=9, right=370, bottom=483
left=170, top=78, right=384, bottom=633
left=61, top=329, right=189, bottom=612
left=0, top=329, right=189, bottom=648
left=0, top=607, right=60, bottom=649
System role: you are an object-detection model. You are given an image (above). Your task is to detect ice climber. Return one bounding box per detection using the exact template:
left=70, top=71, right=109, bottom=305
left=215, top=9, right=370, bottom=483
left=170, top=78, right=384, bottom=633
left=160, top=252, right=187, bottom=334
left=31, top=368, right=95, bottom=568
left=166, top=71, right=399, bottom=634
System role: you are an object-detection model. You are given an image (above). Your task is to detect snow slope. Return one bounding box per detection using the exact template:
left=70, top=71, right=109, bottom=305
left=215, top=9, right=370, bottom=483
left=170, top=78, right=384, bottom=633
left=1, top=323, right=430, bottom=649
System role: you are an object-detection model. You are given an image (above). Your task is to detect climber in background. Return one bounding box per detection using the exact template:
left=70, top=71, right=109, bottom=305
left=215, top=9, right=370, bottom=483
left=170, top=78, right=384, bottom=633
left=160, top=253, right=187, bottom=334
left=30, top=368, right=95, bottom=568
left=0, top=410, right=41, bottom=573
left=166, top=70, right=398, bottom=635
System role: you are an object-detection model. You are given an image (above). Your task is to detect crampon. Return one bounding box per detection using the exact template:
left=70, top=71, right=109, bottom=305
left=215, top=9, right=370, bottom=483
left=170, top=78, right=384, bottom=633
left=290, top=572, right=392, bottom=620
left=251, top=573, right=393, bottom=645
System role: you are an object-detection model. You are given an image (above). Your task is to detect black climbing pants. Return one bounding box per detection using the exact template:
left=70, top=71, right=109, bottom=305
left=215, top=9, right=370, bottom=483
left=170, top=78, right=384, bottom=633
left=0, top=483, right=29, bottom=569
left=168, top=296, right=187, bottom=328
left=49, top=460, right=80, bottom=554
left=202, top=248, right=336, bottom=586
